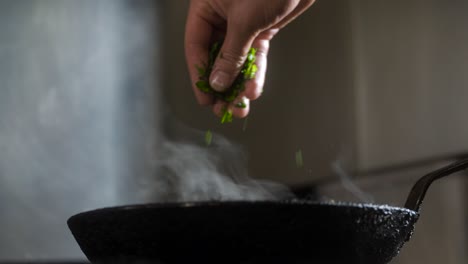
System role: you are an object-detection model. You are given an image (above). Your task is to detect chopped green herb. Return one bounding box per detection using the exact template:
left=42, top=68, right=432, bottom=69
left=241, top=48, right=258, bottom=79
left=220, top=108, right=233, bottom=124
left=196, top=80, right=212, bottom=93
left=195, top=65, right=206, bottom=77
left=295, top=149, right=304, bottom=168
left=235, top=100, right=247, bottom=109
left=205, top=130, right=212, bottom=146
left=195, top=41, right=258, bottom=124
left=209, top=42, right=221, bottom=65
left=224, top=88, right=239, bottom=102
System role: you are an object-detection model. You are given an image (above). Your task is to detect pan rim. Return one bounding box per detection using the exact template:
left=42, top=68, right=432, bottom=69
left=68, top=200, right=418, bottom=222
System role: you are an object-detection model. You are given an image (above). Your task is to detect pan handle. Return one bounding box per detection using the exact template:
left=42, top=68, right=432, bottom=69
left=404, top=158, right=468, bottom=212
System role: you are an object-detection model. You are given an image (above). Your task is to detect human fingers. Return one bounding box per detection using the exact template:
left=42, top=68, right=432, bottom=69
left=209, top=19, right=257, bottom=92
left=184, top=2, right=215, bottom=105
left=271, top=0, right=316, bottom=30
left=212, top=97, right=250, bottom=119
left=231, top=96, right=250, bottom=118
left=243, top=30, right=276, bottom=101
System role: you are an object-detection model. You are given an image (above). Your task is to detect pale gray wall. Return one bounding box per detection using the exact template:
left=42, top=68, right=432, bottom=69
left=351, top=0, right=468, bottom=170
left=0, top=0, right=163, bottom=259
left=345, top=1, right=468, bottom=263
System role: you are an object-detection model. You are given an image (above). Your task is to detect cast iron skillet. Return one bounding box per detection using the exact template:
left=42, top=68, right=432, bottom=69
left=68, top=158, right=468, bottom=264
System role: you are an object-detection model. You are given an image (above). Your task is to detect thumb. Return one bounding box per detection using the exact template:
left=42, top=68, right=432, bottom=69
left=210, top=26, right=257, bottom=92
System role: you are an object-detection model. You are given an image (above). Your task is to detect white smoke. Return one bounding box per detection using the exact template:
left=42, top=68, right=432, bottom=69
left=137, top=129, right=294, bottom=202
left=332, top=159, right=374, bottom=203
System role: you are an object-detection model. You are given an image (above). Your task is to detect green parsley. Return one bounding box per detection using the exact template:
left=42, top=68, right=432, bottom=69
left=220, top=108, right=233, bottom=124
left=295, top=149, right=304, bottom=168
left=205, top=130, right=212, bottom=146
left=235, top=100, right=247, bottom=109
left=196, top=41, right=258, bottom=123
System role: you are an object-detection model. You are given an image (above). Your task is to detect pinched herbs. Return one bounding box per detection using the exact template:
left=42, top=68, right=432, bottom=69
left=196, top=42, right=258, bottom=123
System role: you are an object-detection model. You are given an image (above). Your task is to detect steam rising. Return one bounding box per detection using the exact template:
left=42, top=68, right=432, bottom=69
left=138, top=130, right=294, bottom=202
left=332, top=160, right=374, bottom=203
left=0, top=2, right=295, bottom=259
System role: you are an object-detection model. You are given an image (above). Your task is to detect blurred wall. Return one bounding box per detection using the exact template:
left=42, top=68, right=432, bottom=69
left=0, top=0, right=163, bottom=260
left=349, top=1, right=468, bottom=262
left=351, top=0, right=468, bottom=170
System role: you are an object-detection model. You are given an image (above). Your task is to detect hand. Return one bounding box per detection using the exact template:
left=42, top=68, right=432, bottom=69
left=185, top=0, right=315, bottom=119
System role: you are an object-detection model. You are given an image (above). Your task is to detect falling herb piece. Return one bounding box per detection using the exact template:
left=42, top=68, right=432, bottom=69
left=295, top=149, right=304, bottom=168
left=195, top=41, right=258, bottom=124
left=220, top=108, right=233, bottom=124
left=205, top=130, right=212, bottom=146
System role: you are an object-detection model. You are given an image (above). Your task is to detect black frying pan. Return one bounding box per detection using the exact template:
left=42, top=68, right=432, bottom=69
left=68, top=158, right=468, bottom=264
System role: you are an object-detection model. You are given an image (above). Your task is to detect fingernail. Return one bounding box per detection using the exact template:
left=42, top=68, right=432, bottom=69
left=210, top=71, right=230, bottom=92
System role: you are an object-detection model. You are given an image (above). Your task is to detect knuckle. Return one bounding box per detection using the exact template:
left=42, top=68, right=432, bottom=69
left=217, top=51, right=247, bottom=71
